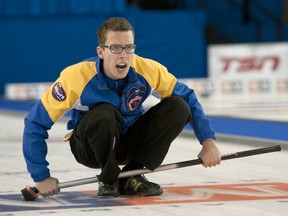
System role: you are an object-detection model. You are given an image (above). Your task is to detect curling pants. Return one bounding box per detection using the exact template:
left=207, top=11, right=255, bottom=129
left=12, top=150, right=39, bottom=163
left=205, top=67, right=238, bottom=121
left=69, top=96, right=192, bottom=183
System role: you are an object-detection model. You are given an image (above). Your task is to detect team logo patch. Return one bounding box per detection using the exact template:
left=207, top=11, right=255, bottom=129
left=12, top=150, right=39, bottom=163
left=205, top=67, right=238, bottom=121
left=126, top=85, right=146, bottom=112
left=52, top=82, right=66, bottom=101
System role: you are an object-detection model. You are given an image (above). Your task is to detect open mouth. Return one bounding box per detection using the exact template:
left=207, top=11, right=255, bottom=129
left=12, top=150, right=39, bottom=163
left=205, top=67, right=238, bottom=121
left=116, top=63, right=127, bottom=70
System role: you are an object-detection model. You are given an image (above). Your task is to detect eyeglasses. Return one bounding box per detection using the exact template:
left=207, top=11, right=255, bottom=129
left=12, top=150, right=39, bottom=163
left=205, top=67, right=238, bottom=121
left=100, top=44, right=136, bottom=54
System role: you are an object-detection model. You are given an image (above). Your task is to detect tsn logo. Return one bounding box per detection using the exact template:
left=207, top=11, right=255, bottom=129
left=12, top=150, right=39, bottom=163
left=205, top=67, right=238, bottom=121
left=220, top=56, right=280, bottom=73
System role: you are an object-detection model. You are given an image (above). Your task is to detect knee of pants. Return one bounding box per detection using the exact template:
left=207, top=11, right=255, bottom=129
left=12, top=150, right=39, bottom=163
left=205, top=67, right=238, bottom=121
left=84, top=103, right=121, bottom=132
left=165, top=96, right=192, bottom=122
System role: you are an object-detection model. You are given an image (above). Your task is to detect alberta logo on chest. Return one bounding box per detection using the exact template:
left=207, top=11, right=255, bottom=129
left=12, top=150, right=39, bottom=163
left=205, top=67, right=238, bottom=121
left=126, top=85, right=146, bottom=112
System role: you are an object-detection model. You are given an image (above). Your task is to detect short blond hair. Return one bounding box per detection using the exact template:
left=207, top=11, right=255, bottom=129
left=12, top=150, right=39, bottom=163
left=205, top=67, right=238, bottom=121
left=97, top=17, right=135, bottom=45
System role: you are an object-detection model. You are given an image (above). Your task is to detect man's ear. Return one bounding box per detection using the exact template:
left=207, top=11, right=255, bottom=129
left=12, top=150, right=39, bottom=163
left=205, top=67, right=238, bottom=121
left=96, top=46, right=104, bottom=59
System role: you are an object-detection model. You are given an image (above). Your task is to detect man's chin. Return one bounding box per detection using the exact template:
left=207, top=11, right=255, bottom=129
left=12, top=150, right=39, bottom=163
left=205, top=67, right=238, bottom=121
left=115, top=70, right=129, bottom=79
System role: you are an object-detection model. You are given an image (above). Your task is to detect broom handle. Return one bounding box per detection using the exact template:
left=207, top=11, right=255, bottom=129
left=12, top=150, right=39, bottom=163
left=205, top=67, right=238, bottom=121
left=58, top=145, right=281, bottom=189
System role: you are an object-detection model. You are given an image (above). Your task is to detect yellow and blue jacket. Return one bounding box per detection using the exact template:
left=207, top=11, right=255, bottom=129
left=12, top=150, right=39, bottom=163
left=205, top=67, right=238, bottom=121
left=23, top=54, right=215, bottom=182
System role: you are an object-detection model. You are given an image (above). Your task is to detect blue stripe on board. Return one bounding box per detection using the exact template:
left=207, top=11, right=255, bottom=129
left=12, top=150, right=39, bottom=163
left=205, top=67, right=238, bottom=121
left=0, top=99, right=35, bottom=112
left=209, top=116, right=288, bottom=141
left=0, top=99, right=287, bottom=141
left=185, top=117, right=288, bottom=141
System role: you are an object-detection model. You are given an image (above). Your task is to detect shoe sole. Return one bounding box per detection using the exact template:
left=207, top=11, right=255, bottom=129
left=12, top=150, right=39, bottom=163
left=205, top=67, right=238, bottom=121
left=137, top=190, right=163, bottom=196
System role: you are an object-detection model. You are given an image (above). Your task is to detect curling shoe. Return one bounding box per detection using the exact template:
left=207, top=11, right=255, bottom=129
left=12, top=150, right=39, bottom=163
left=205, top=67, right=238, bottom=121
left=97, top=181, right=120, bottom=197
left=119, top=175, right=163, bottom=196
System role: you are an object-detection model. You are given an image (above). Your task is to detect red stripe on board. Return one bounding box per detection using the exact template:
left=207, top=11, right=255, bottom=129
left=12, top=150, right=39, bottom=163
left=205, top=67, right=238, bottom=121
left=116, top=182, right=288, bottom=205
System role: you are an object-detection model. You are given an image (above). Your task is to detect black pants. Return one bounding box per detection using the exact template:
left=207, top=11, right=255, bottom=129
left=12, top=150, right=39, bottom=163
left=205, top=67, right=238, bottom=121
left=69, top=96, right=192, bottom=183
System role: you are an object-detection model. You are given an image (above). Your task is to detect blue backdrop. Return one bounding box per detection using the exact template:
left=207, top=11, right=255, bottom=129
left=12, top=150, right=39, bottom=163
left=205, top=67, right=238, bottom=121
left=0, top=0, right=207, bottom=95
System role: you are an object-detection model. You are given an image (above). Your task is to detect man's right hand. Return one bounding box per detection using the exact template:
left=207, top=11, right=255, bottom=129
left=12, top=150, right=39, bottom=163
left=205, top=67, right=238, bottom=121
left=36, top=177, right=60, bottom=198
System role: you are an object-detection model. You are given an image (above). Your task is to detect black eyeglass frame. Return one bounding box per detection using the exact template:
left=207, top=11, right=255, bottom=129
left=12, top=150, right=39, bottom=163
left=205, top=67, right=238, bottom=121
left=100, top=44, right=137, bottom=54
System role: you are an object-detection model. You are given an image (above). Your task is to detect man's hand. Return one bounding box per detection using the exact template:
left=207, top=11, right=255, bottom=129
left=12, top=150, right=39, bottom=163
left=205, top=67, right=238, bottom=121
left=36, top=177, right=60, bottom=198
left=198, top=139, right=221, bottom=168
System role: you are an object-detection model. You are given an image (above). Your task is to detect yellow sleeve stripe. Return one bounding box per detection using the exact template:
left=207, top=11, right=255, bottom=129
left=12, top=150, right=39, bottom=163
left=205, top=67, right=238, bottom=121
left=132, top=54, right=177, bottom=98
left=41, top=61, right=97, bottom=122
